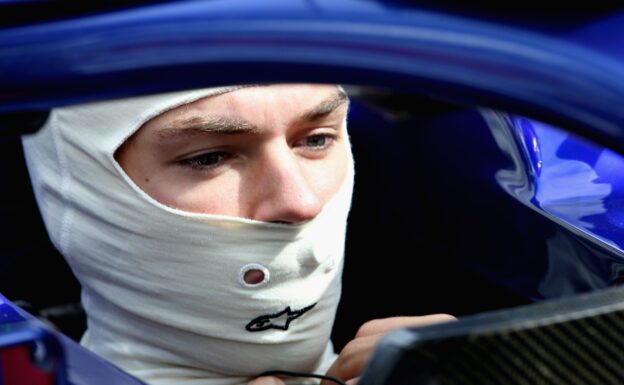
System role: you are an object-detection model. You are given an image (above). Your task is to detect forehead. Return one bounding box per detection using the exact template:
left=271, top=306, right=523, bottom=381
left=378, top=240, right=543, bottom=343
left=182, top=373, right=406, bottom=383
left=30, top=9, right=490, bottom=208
left=148, top=83, right=343, bottom=127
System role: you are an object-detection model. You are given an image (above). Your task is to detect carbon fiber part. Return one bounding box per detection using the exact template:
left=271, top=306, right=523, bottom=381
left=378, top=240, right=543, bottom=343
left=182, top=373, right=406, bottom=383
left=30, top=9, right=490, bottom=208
left=360, top=286, right=624, bottom=385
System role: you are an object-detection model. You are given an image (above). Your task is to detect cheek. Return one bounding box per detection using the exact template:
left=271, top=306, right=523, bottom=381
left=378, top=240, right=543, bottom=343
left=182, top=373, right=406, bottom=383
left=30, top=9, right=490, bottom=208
left=305, top=145, right=351, bottom=205
left=146, top=173, right=243, bottom=216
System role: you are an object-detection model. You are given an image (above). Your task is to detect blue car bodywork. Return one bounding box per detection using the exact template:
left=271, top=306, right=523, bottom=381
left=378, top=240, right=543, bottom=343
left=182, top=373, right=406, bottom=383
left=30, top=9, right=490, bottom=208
left=2, top=1, right=624, bottom=383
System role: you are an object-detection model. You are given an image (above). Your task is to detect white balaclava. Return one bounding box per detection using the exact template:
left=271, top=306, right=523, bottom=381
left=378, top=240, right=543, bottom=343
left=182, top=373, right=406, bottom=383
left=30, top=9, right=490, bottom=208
left=21, top=86, right=355, bottom=385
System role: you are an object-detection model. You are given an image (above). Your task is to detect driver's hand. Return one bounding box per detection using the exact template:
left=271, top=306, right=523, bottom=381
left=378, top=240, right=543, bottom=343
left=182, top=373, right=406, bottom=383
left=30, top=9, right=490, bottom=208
left=321, top=314, right=456, bottom=385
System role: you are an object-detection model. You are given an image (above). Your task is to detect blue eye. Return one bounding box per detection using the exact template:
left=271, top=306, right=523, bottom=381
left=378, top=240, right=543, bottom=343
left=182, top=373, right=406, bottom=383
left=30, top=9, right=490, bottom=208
left=300, top=134, right=336, bottom=151
left=181, top=151, right=230, bottom=169
left=305, top=135, right=327, bottom=148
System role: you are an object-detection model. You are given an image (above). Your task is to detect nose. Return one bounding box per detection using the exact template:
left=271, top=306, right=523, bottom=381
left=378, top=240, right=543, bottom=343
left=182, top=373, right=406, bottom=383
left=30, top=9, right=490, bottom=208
left=249, top=147, right=323, bottom=224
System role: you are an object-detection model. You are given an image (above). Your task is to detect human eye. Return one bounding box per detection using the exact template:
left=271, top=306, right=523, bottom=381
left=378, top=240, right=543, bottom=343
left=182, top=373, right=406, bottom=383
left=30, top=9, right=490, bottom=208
left=178, top=151, right=232, bottom=170
left=294, top=133, right=336, bottom=152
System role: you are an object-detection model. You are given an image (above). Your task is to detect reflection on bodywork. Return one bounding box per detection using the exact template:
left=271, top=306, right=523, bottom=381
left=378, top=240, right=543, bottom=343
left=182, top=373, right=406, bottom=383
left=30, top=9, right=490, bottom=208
left=533, top=118, right=611, bottom=229
left=481, top=109, right=624, bottom=296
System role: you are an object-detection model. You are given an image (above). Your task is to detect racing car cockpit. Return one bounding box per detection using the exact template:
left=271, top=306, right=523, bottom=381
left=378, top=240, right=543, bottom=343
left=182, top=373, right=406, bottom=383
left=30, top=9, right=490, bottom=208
left=2, top=1, right=624, bottom=384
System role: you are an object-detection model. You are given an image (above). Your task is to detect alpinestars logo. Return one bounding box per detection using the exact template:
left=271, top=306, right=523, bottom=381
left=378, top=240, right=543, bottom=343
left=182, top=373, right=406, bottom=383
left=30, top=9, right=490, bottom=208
left=245, top=303, right=317, bottom=332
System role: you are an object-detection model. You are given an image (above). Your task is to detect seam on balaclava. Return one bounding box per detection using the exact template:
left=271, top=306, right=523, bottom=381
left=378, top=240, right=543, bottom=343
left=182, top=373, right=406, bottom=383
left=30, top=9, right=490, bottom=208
left=49, top=111, right=74, bottom=257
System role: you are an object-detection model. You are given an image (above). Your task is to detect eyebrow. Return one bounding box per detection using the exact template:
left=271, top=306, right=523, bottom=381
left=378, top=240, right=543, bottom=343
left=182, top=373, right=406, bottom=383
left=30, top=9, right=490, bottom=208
left=157, top=88, right=350, bottom=142
left=157, top=115, right=258, bottom=141
left=298, top=88, right=350, bottom=122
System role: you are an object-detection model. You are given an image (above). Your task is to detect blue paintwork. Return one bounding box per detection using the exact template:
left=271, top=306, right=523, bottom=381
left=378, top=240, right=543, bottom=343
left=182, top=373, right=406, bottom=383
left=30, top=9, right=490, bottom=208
left=483, top=111, right=624, bottom=297
left=3, top=0, right=624, bottom=382
left=2, top=1, right=624, bottom=150
left=0, top=293, right=146, bottom=384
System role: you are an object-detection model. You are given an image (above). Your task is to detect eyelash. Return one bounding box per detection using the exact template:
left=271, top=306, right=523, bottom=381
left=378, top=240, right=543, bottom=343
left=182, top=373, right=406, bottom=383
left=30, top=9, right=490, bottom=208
left=178, top=133, right=337, bottom=170
left=179, top=151, right=232, bottom=170
left=294, top=133, right=337, bottom=152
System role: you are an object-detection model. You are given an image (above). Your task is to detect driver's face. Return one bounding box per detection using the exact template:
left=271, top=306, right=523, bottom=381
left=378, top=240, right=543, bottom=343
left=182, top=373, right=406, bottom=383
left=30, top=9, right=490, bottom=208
left=115, top=84, right=350, bottom=224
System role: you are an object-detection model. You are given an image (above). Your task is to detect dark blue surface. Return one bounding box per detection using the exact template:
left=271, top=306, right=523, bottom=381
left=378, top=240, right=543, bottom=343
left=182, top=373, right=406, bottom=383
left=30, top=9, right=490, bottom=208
left=2, top=1, right=624, bottom=153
